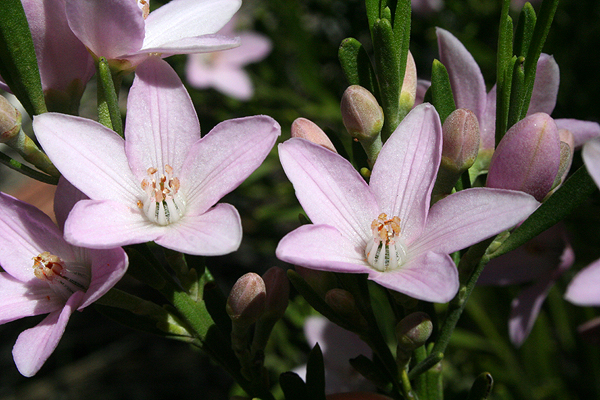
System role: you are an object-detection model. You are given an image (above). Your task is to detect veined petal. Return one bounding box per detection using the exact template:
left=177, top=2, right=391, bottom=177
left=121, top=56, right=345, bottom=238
left=125, top=57, right=200, bottom=179
left=79, top=248, right=128, bottom=309
left=54, top=178, right=87, bottom=233
left=583, top=137, right=600, bottom=189
left=436, top=28, right=487, bottom=120
left=64, top=200, right=163, bottom=249
left=0, top=193, right=75, bottom=282
left=66, top=0, right=145, bottom=59
left=33, top=113, right=140, bottom=204
left=13, top=291, right=84, bottom=377
left=527, top=54, right=559, bottom=116
left=182, top=116, right=280, bottom=215
left=565, top=258, right=600, bottom=306
left=276, top=224, right=372, bottom=274
left=154, top=203, right=242, bottom=256
left=139, top=35, right=240, bottom=57
left=221, top=32, right=272, bottom=66
left=142, top=0, right=241, bottom=50
left=480, top=86, right=497, bottom=150
left=370, top=104, right=441, bottom=240
left=207, top=67, right=254, bottom=100
left=278, top=138, right=378, bottom=248
left=557, top=119, right=600, bottom=148
left=369, top=252, right=459, bottom=303
left=0, top=273, right=63, bottom=324
left=411, top=188, right=539, bottom=255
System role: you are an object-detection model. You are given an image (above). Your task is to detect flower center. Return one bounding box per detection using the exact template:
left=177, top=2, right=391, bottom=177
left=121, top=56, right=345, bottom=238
left=137, top=0, right=150, bottom=19
left=33, top=252, right=91, bottom=300
left=137, top=164, right=186, bottom=226
left=364, top=213, right=407, bottom=272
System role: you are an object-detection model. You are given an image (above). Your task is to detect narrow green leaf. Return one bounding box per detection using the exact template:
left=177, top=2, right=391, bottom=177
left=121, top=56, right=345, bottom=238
left=350, top=355, right=393, bottom=388
left=392, top=0, right=411, bottom=98
left=0, top=151, right=58, bottom=185
left=365, top=0, right=380, bottom=37
left=520, top=0, right=560, bottom=119
left=467, top=372, right=494, bottom=400
left=507, top=56, right=525, bottom=129
left=496, top=56, right=517, bottom=145
left=495, top=0, right=513, bottom=145
left=305, top=344, right=327, bottom=400
left=430, top=59, right=456, bottom=124
left=280, top=372, right=308, bottom=400
left=0, top=0, right=46, bottom=116
left=338, top=38, right=380, bottom=98
left=96, top=57, right=124, bottom=137
left=513, top=3, right=537, bottom=58
left=489, top=165, right=597, bottom=259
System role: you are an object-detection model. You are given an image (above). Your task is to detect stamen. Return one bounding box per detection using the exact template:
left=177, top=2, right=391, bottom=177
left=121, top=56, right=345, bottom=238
left=139, top=164, right=186, bottom=226
left=33, top=252, right=91, bottom=300
left=137, top=0, right=150, bottom=19
left=364, top=213, right=406, bottom=272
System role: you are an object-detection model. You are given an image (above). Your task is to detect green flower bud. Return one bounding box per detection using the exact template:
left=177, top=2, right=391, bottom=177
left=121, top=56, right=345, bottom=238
left=341, top=85, right=384, bottom=141
left=227, top=272, right=266, bottom=328
left=395, top=312, right=433, bottom=368
left=0, top=95, right=22, bottom=143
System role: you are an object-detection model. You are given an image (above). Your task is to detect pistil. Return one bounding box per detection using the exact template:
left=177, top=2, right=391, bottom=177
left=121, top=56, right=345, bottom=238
left=33, top=252, right=91, bottom=300
left=138, top=164, right=186, bottom=226
left=365, top=213, right=407, bottom=272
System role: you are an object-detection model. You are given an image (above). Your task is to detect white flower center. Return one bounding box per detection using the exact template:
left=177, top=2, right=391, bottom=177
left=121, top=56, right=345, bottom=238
left=33, top=252, right=91, bottom=300
left=364, top=213, right=407, bottom=272
left=137, top=0, right=150, bottom=19
left=137, top=164, right=186, bottom=226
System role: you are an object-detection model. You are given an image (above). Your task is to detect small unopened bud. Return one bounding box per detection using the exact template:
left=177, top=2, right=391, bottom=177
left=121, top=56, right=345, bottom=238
left=399, top=51, right=417, bottom=118
left=341, top=85, right=384, bottom=141
left=291, top=118, right=337, bottom=153
left=295, top=266, right=337, bottom=298
left=227, top=273, right=266, bottom=327
left=0, top=95, right=22, bottom=142
left=325, top=288, right=367, bottom=330
left=487, top=112, right=560, bottom=201
left=395, top=312, right=433, bottom=368
left=550, top=129, right=574, bottom=191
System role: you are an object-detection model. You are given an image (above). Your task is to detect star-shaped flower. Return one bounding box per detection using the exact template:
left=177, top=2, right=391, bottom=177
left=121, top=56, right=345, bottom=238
left=65, top=0, right=242, bottom=69
left=0, top=180, right=128, bottom=377
left=33, top=56, right=280, bottom=255
left=276, top=104, right=539, bottom=303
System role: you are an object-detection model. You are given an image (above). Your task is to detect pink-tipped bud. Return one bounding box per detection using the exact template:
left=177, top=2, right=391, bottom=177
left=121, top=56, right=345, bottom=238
left=291, top=118, right=337, bottom=153
left=399, top=51, right=417, bottom=117
left=441, top=108, right=480, bottom=173
left=341, top=85, right=384, bottom=141
left=486, top=113, right=560, bottom=201
left=262, top=267, right=290, bottom=321
left=395, top=312, right=433, bottom=367
left=0, top=96, right=21, bottom=142
left=227, top=273, right=266, bottom=327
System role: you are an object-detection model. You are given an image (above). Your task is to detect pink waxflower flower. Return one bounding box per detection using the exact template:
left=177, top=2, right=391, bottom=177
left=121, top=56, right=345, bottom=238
left=276, top=104, right=540, bottom=303
left=185, top=18, right=272, bottom=100
left=435, top=28, right=600, bottom=150
left=33, top=56, right=280, bottom=255
left=0, top=180, right=128, bottom=377
left=65, top=0, right=242, bottom=69
left=565, top=258, right=600, bottom=306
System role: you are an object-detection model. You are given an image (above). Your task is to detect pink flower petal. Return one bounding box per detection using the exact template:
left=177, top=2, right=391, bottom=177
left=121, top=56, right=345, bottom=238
left=369, top=252, right=459, bottom=303
left=370, top=104, right=441, bottom=241
left=139, top=34, right=241, bottom=57
left=80, top=248, right=128, bottom=309
left=125, top=57, right=200, bottom=179
left=66, top=0, right=145, bottom=59
left=0, top=273, right=63, bottom=324
left=527, top=54, right=559, bottom=116
left=154, top=203, right=242, bottom=256
left=411, top=188, right=539, bottom=255
left=53, top=178, right=87, bottom=233
left=557, top=119, right=600, bottom=148
left=278, top=138, right=378, bottom=248
left=182, top=115, right=280, bottom=214
left=276, top=224, right=373, bottom=274
left=583, top=138, right=600, bottom=189
left=221, top=32, right=272, bottom=66
left=142, top=0, right=241, bottom=50
left=207, top=67, right=254, bottom=100
left=12, top=291, right=84, bottom=377
left=64, top=199, right=163, bottom=249
left=436, top=28, right=487, bottom=121
left=565, top=258, right=600, bottom=306
left=33, top=113, right=141, bottom=204
left=480, top=85, right=497, bottom=150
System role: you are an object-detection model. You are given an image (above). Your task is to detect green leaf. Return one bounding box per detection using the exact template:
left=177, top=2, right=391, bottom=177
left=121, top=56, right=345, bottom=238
left=507, top=56, right=525, bottom=129
left=392, top=0, right=411, bottom=102
left=496, top=56, right=516, bottom=145
left=280, top=372, right=308, bottom=400
left=365, top=0, right=380, bottom=37
left=350, top=354, right=393, bottom=388
left=489, top=165, right=597, bottom=259
left=338, top=37, right=379, bottom=98
left=430, top=59, right=456, bottom=124
left=96, top=57, right=124, bottom=137
left=495, top=0, right=513, bottom=145
left=513, top=3, right=537, bottom=58
left=467, top=372, right=494, bottom=400
left=305, top=344, right=327, bottom=400
left=0, top=0, right=46, bottom=116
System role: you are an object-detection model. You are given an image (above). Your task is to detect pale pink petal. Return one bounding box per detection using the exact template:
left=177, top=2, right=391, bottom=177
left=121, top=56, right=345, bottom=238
left=414, top=79, right=430, bottom=106
left=186, top=54, right=215, bottom=87
left=79, top=248, right=128, bottom=309
left=276, top=224, right=373, bottom=274
left=370, top=104, right=441, bottom=240
left=154, top=203, right=242, bottom=256
left=0, top=273, right=63, bottom=324
left=583, top=137, right=600, bottom=189
left=139, top=34, right=241, bottom=57
left=33, top=114, right=140, bottom=204
left=221, top=32, right=272, bottom=66
left=0, top=193, right=76, bottom=282
left=66, top=0, right=145, bottom=59
left=13, top=291, right=84, bottom=377
left=54, top=178, right=88, bottom=233
left=527, top=54, right=559, bottom=116
left=209, top=67, right=254, bottom=100
left=125, top=57, right=200, bottom=179
left=480, top=86, right=497, bottom=150
left=565, top=258, right=600, bottom=306
left=436, top=28, right=487, bottom=121
left=182, top=116, right=280, bottom=214
left=411, top=188, right=539, bottom=255
left=369, top=252, right=459, bottom=303
left=556, top=119, right=600, bottom=148
left=142, top=0, right=241, bottom=50
left=278, top=138, right=378, bottom=248
left=64, top=200, right=163, bottom=249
